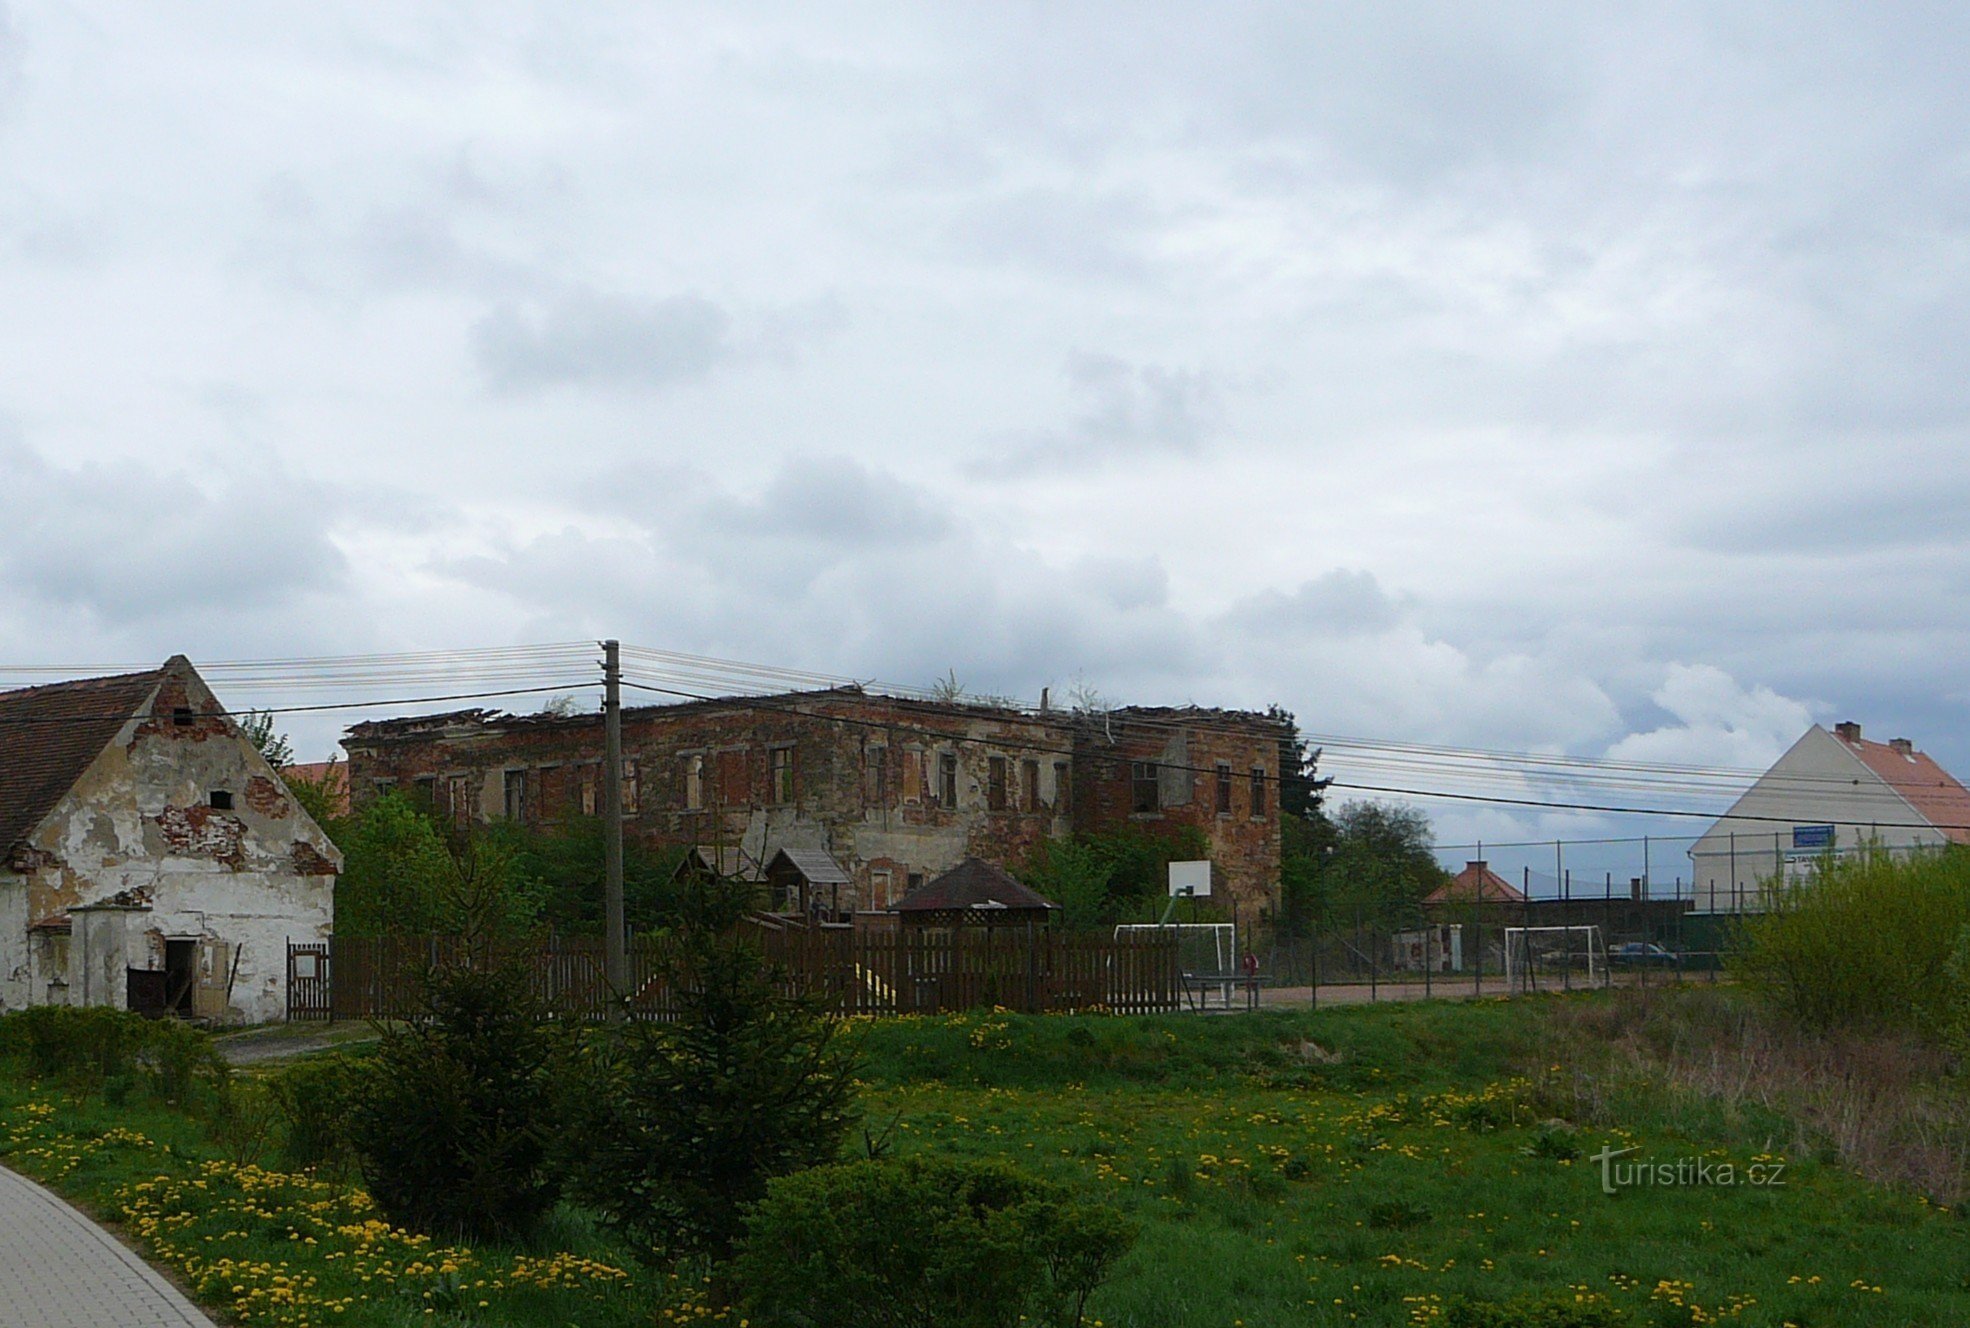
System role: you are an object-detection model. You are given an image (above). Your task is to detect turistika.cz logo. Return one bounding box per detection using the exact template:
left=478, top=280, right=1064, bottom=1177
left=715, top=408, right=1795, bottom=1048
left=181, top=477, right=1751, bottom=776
left=1590, top=1145, right=1787, bottom=1196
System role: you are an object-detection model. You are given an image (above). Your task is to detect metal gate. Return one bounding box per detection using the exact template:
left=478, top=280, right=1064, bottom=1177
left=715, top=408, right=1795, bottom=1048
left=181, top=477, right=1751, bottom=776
left=287, top=942, right=332, bottom=1021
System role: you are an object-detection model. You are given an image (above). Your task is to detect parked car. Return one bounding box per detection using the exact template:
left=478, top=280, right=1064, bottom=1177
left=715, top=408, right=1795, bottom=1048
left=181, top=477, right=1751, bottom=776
left=1610, top=941, right=1680, bottom=967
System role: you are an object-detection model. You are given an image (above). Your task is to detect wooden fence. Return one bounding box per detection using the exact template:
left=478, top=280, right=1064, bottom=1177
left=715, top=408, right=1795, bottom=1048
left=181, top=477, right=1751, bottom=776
left=291, top=927, right=1181, bottom=1022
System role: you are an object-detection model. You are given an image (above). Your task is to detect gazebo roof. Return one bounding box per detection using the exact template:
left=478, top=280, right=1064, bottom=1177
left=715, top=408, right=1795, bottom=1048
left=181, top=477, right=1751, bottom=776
left=895, top=857, right=1057, bottom=913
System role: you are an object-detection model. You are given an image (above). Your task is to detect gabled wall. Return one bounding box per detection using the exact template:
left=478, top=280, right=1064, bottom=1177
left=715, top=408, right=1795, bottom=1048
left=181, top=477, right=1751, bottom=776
left=1687, top=725, right=1947, bottom=912
left=0, top=664, right=340, bottom=1022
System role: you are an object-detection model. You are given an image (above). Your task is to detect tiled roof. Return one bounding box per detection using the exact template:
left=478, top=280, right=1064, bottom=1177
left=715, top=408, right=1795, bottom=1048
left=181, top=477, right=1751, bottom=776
left=280, top=761, right=350, bottom=817
left=1423, top=861, right=1527, bottom=906
left=1836, top=731, right=1970, bottom=845
left=765, top=846, right=852, bottom=885
left=0, top=667, right=165, bottom=858
left=896, top=857, right=1057, bottom=912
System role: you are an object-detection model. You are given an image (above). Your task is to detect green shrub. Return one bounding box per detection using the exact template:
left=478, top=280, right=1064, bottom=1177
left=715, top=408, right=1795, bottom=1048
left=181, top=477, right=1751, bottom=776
left=0, top=1006, right=227, bottom=1102
left=266, top=1054, right=367, bottom=1173
left=1736, top=846, right=1970, bottom=1033
left=349, top=961, right=566, bottom=1242
left=735, top=1157, right=1135, bottom=1328
left=565, top=918, right=858, bottom=1262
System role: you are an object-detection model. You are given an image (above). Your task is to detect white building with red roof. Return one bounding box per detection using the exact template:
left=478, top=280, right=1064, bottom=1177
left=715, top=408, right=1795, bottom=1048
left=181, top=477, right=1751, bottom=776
left=1689, top=721, right=1970, bottom=913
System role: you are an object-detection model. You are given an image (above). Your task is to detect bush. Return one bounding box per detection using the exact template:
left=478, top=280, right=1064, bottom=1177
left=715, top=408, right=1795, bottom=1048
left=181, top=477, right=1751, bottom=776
left=1736, top=846, right=1970, bottom=1033
left=266, top=1053, right=367, bottom=1174
left=735, top=1157, right=1135, bottom=1328
left=349, top=961, right=566, bottom=1242
left=0, top=1006, right=227, bottom=1103
left=565, top=913, right=858, bottom=1262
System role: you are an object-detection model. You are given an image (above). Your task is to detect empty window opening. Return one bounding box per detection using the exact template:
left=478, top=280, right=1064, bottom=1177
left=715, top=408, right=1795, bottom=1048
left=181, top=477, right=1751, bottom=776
left=987, top=756, right=1009, bottom=811
left=1215, top=764, right=1233, bottom=816
left=1131, top=761, right=1160, bottom=815
left=1249, top=767, right=1268, bottom=818
left=1022, top=759, right=1040, bottom=812
left=938, top=752, right=959, bottom=807
left=769, top=747, right=795, bottom=805
left=208, top=790, right=233, bottom=811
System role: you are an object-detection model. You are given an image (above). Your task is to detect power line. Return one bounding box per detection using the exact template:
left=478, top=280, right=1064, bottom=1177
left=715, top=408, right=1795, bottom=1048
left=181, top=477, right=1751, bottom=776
left=608, top=675, right=1970, bottom=834
left=0, top=683, right=593, bottom=725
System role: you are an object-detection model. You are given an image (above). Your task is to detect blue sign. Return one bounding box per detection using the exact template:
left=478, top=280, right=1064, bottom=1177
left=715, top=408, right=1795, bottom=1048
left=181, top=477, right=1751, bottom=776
left=1792, top=824, right=1835, bottom=850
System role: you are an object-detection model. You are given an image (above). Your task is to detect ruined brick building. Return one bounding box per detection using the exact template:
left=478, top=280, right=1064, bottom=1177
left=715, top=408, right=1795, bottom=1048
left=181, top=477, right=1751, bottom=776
left=342, top=689, right=1286, bottom=926
left=0, top=658, right=341, bottom=1023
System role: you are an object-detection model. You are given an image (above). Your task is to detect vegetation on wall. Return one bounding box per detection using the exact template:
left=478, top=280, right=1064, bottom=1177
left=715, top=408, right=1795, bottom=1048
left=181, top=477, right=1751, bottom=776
left=1019, top=824, right=1213, bottom=930
left=306, top=789, right=685, bottom=939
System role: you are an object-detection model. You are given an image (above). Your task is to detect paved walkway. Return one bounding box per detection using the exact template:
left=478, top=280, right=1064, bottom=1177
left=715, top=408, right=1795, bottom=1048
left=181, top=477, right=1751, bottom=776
left=0, top=1164, right=215, bottom=1328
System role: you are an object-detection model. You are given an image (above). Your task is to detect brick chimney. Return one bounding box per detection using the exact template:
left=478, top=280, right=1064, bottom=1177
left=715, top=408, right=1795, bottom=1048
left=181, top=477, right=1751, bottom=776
left=1834, top=721, right=1861, bottom=743
left=1890, top=737, right=1914, bottom=757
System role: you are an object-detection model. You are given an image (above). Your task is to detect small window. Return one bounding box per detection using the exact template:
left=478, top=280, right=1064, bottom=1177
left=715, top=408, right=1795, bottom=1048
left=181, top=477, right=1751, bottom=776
left=412, top=775, right=437, bottom=806
left=622, top=759, right=641, bottom=815
left=503, top=770, right=528, bottom=821
left=1249, top=767, right=1268, bottom=818
left=1215, top=763, right=1233, bottom=816
left=208, top=790, right=234, bottom=811
left=1022, top=759, right=1040, bottom=812
left=172, top=707, right=194, bottom=727
left=769, top=747, right=795, bottom=805
left=938, top=752, right=959, bottom=808
left=987, top=756, right=1008, bottom=811
left=684, top=753, right=705, bottom=811
left=1131, top=761, right=1160, bottom=815
left=907, top=872, right=925, bottom=893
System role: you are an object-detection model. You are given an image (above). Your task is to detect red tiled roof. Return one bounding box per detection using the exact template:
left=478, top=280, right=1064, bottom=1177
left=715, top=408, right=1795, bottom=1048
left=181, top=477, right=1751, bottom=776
left=0, top=667, right=166, bottom=857
left=1423, top=861, right=1527, bottom=906
left=895, top=857, right=1057, bottom=912
left=280, top=761, right=351, bottom=817
left=1836, top=732, right=1970, bottom=845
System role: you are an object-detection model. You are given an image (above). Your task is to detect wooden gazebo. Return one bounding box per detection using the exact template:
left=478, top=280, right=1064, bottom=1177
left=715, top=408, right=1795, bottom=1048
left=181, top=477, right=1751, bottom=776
left=893, top=857, right=1058, bottom=930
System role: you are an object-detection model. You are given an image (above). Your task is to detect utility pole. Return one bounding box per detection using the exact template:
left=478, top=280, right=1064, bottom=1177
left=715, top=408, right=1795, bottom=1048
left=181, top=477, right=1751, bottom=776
left=602, top=639, right=625, bottom=1011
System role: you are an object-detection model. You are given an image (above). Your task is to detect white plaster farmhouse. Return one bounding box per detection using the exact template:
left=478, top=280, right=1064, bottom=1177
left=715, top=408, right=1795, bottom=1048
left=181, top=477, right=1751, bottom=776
left=1689, top=721, right=1970, bottom=913
left=0, top=657, right=340, bottom=1024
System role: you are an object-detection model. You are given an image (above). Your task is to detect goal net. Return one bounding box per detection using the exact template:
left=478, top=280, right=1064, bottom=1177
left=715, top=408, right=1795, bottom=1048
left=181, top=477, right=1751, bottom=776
left=1114, top=923, right=1237, bottom=976
left=1502, top=926, right=1606, bottom=991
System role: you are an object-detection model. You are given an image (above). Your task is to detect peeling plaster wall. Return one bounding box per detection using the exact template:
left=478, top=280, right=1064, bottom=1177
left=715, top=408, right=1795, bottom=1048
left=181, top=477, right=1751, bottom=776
left=345, top=692, right=1284, bottom=925
left=0, top=665, right=340, bottom=1023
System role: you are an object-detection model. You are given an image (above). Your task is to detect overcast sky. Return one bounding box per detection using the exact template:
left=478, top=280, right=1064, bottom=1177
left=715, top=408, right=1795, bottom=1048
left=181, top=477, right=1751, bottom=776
left=3, top=4, right=1967, bottom=854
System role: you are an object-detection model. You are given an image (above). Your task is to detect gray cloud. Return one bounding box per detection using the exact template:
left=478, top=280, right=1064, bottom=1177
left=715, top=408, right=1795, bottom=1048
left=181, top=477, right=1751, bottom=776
left=1226, top=570, right=1406, bottom=638
left=470, top=287, right=844, bottom=393
left=0, top=433, right=347, bottom=623
left=473, top=290, right=734, bottom=391
left=972, top=353, right=1220, bottom=476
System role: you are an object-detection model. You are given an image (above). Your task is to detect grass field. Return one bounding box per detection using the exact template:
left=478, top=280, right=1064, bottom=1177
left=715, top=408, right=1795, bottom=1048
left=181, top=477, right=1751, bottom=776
left=4, top=991, right=1966, bottom=1327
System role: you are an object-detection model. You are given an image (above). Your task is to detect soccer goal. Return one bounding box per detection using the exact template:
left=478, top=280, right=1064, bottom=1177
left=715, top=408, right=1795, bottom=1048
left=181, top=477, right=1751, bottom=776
left=1502, top=926, right=1606, bottom=992
left=1114, top=922, right=1237, bottom=977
